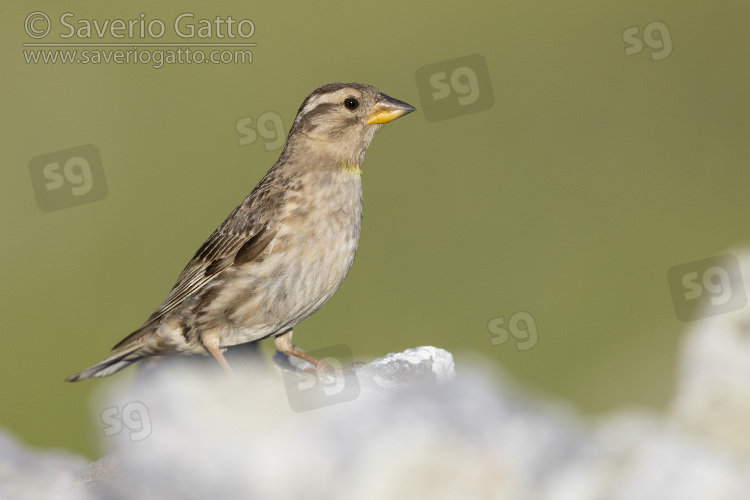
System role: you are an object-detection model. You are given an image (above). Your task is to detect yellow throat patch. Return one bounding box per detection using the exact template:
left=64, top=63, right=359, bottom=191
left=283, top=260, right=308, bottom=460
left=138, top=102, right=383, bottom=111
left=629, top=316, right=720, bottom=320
left=340, top=162, right=362, bottom=175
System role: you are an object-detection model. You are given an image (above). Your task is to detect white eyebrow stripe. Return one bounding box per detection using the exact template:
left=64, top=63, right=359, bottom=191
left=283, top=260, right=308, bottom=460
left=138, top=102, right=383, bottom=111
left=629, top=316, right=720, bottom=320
left=303, top=94, right=325, bottom=110
left=302, top=88, right=358, bottom=112
left=306, top=91, right=339, bottom=107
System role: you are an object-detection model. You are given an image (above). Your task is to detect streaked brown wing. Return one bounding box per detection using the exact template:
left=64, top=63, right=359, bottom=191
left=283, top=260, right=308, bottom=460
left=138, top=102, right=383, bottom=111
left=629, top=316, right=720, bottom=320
left=151, top=224, right=274, bottom=321
left=112, top=173, right=284, bottom=350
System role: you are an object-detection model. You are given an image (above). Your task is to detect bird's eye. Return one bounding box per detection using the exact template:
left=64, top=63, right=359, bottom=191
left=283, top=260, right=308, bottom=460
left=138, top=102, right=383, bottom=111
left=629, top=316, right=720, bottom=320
left=344, top=98, right=359, bottom=110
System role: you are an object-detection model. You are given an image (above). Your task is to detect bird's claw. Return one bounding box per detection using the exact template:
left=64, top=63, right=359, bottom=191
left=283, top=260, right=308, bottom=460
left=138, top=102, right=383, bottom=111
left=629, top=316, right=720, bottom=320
left=344, top=360, right=366, bottom=372
left=303, top=359, right=365, bottom=381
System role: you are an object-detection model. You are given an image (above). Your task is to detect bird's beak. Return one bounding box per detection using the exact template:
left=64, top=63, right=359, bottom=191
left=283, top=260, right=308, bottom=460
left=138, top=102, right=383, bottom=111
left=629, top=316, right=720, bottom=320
left=367, top=94, right=417, bottom=125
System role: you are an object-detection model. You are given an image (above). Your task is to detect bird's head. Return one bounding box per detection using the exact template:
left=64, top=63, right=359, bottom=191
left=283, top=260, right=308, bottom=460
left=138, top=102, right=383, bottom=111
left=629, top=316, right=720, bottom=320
left=282, top=83, right=416, bottom=169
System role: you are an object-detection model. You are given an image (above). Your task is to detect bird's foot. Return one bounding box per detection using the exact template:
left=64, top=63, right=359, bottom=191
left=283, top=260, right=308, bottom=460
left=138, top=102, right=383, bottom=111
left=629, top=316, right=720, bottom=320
left=344, top=360, right=366, bottom=372
left=304, top=359, right=364, bottom=381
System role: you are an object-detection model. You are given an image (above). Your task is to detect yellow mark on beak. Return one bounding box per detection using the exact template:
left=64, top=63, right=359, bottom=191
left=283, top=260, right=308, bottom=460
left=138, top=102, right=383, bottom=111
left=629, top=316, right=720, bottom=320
left=367, top=94, right=416, bottom=125
left=368, top=109, right=411, bottom=125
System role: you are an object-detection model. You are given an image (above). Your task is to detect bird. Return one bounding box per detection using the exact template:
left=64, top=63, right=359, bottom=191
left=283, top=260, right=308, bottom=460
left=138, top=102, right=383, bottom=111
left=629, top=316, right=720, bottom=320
left=66, top=82, right=415, bottom=382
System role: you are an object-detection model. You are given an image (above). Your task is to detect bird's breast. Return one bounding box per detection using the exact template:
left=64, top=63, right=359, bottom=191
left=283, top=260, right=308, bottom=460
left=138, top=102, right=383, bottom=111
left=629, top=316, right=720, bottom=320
left=278, top=169, right=363, bottom=286
left=219, top=169, right=363, bottom=339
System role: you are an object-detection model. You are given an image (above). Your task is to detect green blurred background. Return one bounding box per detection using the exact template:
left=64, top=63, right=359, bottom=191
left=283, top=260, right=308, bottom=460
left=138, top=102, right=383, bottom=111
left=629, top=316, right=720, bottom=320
left=3, top=0, right=749, bottom=459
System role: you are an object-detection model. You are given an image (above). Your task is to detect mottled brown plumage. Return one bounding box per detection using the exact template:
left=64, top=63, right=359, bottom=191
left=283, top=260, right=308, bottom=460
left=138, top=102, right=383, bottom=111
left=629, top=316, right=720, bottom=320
left=66, top=83, right=415, bottom=381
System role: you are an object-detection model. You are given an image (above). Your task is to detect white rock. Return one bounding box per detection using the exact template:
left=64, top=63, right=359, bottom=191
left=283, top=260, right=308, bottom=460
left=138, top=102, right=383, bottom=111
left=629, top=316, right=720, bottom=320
left=6, top=327, right=750, bottom=500
left=545, top=411, right=750, bottom=500
left=671, top=250, right=750, bottom=458
left=0, top=428, right=87, bottom=500
left=352, top=345, right=456, bottom=390
left=74, top=349, right=582, bottom=500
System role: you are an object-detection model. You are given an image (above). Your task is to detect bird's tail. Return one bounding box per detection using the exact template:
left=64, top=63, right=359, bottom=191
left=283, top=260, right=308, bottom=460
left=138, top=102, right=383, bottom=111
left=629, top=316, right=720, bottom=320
left=65, top=343, right=145, bottom=382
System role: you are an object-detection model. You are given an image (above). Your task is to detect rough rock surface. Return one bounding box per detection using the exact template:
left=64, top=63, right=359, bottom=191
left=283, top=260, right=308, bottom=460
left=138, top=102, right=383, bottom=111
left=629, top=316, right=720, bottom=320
left=2, top=333, right=750, bottom=499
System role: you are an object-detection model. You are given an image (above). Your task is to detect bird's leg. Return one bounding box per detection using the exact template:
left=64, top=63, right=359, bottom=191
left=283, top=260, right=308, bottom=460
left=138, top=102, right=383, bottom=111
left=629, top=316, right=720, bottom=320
left=274, top=330, right=335, bottom=377
left=202, top=330, right=235, bottom=376
left=206, top=345, right=235, bottom=376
